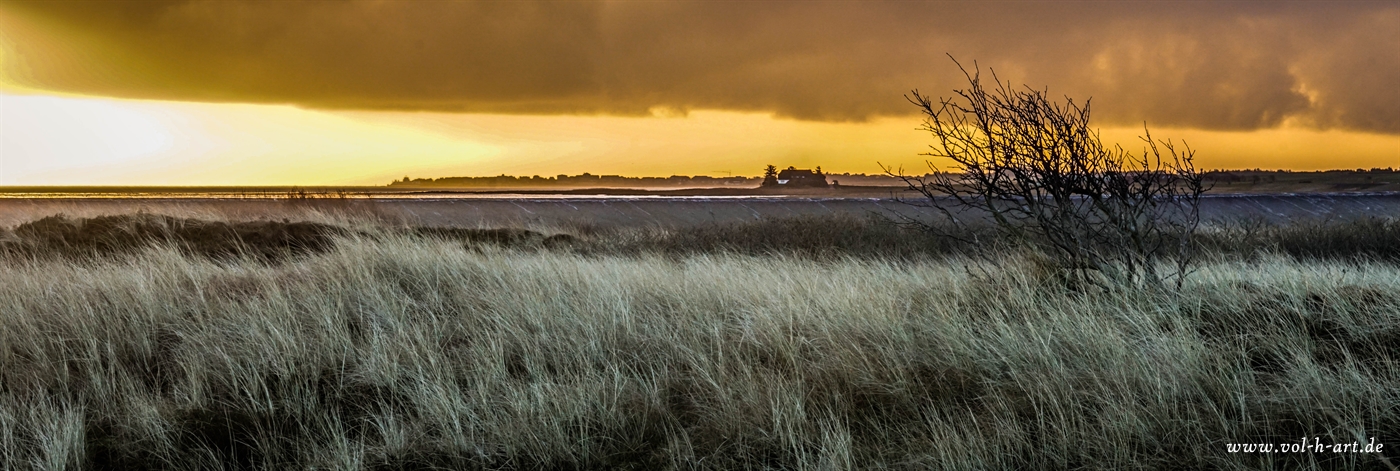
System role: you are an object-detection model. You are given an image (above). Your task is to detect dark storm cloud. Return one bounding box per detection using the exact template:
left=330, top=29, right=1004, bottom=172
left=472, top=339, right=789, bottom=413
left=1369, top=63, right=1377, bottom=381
left=3, top=1, right=1398, bottom=132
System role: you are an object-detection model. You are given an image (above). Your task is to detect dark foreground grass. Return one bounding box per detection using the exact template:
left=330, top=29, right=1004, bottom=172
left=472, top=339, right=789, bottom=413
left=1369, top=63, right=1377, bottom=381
left=0, top=214, right=576, bottom=263
left=1197, top=217, right=1400, bottom=262
left=1, top=213, right=1399, bottom=470
left=5, top=212, right=1400, bottom=263
left=596, top=213, right=1400, bottom=263
left=0, top=214, right=344, bottom=262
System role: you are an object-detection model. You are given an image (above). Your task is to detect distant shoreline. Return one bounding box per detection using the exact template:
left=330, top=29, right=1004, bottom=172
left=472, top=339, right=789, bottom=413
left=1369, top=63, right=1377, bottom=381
left=3, top=186, right=1400, bottom=199
left=2, top=167, right=1399, bottom=198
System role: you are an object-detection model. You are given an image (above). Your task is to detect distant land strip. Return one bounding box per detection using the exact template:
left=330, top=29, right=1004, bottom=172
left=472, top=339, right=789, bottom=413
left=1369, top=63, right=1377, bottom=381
left=391, top=168, right=1400, bottom=193
left=388, top=172, right=910, bottom=188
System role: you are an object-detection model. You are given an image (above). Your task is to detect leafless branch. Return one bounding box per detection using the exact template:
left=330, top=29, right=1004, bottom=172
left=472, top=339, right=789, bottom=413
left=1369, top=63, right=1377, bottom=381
left=888, top=56, right=1207, bottom=289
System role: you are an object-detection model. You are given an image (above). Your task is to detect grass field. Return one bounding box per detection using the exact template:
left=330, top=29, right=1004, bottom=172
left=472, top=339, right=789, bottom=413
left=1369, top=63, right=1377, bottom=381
left=2, top=213, right=1399, bottom=469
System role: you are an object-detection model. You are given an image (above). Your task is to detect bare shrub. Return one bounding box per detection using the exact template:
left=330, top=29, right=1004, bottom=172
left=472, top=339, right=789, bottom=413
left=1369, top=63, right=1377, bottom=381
left=886, top=57, right=1206, bottom=289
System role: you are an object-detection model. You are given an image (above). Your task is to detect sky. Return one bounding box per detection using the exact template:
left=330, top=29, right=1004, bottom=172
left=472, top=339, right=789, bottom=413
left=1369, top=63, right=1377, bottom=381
left=1, top=0, right=1397, bottom=186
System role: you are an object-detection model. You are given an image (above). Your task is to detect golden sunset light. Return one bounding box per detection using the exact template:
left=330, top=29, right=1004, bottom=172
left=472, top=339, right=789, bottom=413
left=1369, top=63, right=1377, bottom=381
left=4, top=91, right=1398, bottom=186
left=1, top=91, right=506, bottom=185
left=2, top=1, right=1397, bottom=185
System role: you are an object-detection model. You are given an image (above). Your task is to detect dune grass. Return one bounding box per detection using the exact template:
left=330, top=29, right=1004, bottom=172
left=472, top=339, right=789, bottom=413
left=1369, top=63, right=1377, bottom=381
left=1, top=214, right=1399, bottom=469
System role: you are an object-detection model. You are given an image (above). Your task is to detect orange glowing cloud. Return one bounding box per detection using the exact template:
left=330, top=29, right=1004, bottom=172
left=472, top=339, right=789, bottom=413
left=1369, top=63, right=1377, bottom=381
left=1, top=1, right=1397, bottom=185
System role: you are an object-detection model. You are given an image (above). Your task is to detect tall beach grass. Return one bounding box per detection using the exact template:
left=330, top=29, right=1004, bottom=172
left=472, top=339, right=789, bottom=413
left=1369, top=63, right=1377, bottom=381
left=0, top=215, right=1398, bottom=469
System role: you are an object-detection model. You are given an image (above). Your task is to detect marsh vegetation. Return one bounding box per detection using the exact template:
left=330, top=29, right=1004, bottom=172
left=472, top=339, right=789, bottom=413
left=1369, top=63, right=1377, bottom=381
left=1, top=212, right=1399, bottom=469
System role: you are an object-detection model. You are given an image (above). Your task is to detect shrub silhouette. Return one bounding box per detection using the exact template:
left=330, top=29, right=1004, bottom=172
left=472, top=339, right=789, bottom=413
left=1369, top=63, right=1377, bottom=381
left=888, top=57, right=1206, bottom=289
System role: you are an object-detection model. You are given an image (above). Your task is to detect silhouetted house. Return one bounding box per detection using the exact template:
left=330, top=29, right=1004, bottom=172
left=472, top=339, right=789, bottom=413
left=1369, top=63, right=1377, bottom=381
left=776, top=167, right=828, bottom=187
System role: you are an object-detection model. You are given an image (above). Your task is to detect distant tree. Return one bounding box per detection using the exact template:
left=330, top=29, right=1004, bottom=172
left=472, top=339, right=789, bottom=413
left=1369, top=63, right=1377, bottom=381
left=762, top=165, right=779, bottom=187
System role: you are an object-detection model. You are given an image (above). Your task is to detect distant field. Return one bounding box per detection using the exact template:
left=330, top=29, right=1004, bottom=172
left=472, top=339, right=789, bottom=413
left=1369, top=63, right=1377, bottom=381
left=1, top=212, right=1399, bottom=469
left=1201, top=169, right=1400, bottom=194
left=0, top=193, right=1398, bottom=229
